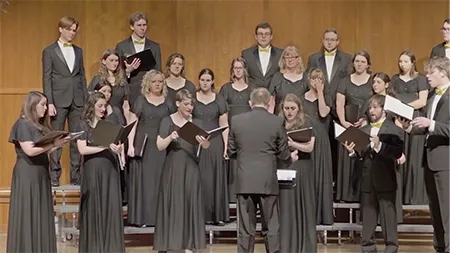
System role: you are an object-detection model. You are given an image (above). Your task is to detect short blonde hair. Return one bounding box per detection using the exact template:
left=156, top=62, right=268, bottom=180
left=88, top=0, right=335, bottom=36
left=250, top=88, right=271, bottom=106
left=278, top=46, right=305, bottom=74
left=425, top=56, right=450, bottom=78
left=141, top=70, right=168, bottom=97
left=58, top=16, right=78, bottom=30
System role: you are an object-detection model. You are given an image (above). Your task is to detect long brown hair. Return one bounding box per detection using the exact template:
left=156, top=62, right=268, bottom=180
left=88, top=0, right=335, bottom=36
left=372, top=72, right=395, bottom=97
left=398, top=50, right=418, bottom=77
left=98, top=49, right=126, bottom=86
left=278, top=93, right=306, bottom=130
left=229, top=57, right=249, bottom=84
left=164, top=53, right=186, bottom=78
left=20, top=91, right=51, bottom=134
left=81, top=92, right=106, bottom=127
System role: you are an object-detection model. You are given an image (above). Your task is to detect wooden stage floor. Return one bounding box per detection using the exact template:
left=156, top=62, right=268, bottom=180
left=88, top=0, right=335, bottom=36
left=0, top=233, right=434, bottom=252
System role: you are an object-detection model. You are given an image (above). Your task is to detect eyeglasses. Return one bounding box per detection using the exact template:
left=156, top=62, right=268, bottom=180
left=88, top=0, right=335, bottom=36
left=257, top=32, right=271, bottom=37
left=310, top=76, right=323, bottom=81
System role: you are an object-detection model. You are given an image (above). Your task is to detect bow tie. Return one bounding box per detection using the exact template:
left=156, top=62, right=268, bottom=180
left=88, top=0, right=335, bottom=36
left=62, top=42, right=72, bottom=47
left=445, top=44, right=450, bottom=49
left=324, top=51, right=335, bottom=56
left=134, top=40, right=145, bottom=45
left=259, top=46, right=270, bottom=52
left=370, top=122, right=383, bottom=128
left=435, top=87, right=448, bottom=95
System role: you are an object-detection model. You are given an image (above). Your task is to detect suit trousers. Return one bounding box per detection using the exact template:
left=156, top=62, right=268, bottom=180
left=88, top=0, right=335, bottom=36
left=50, top=103, right=83, bottom=182
left=361, top=184, right=398, bottom=253
left=424, top=165, right=450, bottom=253
left=237, top=194, right=280, bottom=253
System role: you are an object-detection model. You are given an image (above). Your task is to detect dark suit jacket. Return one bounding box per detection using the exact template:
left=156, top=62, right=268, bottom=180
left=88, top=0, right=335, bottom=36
left=42, top=42, right=87, bottom=108
left=430, top=42, right=446, bottom=58
left=241, top=45, right=283, bottom=89
left=228, top=107, right=291, bottom=195
left=306, top=49, right=352, bottom=106
left=115, top=37, right=162, bottom=105
left=411, top=88, right=450, bottom=171
left=354, top=120, right=404, bottom=193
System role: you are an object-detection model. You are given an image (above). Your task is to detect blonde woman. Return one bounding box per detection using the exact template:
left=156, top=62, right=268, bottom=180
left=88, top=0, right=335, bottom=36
left=127, top=70, right=174, bottom=227
left=268, top=45, right=308, bottom=114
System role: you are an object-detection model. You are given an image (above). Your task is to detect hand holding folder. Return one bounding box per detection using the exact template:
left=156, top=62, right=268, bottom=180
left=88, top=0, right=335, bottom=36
left=177, top=121, right=228, bottom=146
left=384, top=95, right=414, bottom=121
left=334, top=121, right=370, bottom=152
left=34, top=130, right=84, bottom=147
left=90, top=120, right=136, bottom=147
left=126, top=49, right=156, bottom=72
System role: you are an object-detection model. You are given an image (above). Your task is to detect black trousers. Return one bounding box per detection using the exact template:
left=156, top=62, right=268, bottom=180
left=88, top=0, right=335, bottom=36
left=360, top=185, right=398, bottom=253
left=237, top=194, right=280, bottom=253
left=424, top=165, right=449, bottom=253
left=50, top=103, right=83, bottom=183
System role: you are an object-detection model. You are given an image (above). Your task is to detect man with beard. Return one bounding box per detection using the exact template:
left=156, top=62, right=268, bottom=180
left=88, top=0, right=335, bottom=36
left=344, top=94, right=404, bottom=253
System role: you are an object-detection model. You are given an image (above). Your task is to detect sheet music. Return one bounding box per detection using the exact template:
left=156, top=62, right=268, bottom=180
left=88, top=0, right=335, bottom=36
left=334, top=121, right=346, bottom=137
left=277, top=169, right=296, bottom=181
left=384, top=95, right=414, bottom=120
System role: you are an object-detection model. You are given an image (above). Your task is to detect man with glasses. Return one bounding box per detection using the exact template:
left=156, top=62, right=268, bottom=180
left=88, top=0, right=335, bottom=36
left=430, top=18, right=450, bottom=59
left=241, top=21, right=283, bottom=90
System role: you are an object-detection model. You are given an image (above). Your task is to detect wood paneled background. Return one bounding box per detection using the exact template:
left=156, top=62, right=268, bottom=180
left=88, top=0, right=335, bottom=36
left=0, top=0, right=448, bottom=231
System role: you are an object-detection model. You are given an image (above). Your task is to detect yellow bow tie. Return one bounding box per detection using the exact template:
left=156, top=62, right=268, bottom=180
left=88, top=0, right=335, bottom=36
left=134, top=40, right=145, bottom=45
left=63, top=42, right=72, bottom=47
left=370, top=122, right=383, bottom=128
left=445, top=44, right=450, bottom=49
left=324, top=51, right=335, bottom=56
left=259, top=46, right=270, bottom=52
left=435, top=87, right=448, bottom=95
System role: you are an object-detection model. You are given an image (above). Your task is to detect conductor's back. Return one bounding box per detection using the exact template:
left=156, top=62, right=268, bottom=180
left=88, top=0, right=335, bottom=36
left=228, top=87, right=294, bottom=253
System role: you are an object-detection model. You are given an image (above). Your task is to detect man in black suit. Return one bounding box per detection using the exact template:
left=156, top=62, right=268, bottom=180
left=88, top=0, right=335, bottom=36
left=430, top=19, right=450, bottom=58
left=345, top=94, right=404, bottom=253
left=115, top=12, right=162, bottom=107
left=401, top=56, right=450, bottom=253
left=42, top=16, right=88, bottom=186
left=241, top=22, right=283, bottom=89
left=306, top=28, right=352, bottom=105
left=228, top=88, right=297, bottom=253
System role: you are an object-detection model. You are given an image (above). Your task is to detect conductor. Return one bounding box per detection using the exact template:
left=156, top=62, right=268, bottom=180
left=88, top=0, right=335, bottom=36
left=228, top=87, right=298, bottom=253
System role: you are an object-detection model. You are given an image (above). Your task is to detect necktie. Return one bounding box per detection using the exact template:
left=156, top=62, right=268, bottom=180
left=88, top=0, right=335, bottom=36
left=259, top=46, right=270, bottom=52
left=324, top=51, right=335, bottom=56
left=63, top=42, right=72, bottom=47
left=370, top=122, right=382, bottom=128
left=435, top=87, right=448, bottom=95
left=134, top=40, right=145, bottom=45
left=445, top=44, right=450, bottom=49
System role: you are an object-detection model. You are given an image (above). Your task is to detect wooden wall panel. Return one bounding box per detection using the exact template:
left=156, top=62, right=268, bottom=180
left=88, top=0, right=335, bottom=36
left=0, top=0, right=448, bottom=232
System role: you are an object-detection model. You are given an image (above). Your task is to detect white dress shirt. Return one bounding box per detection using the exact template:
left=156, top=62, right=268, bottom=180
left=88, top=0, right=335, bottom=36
left=445, top=47, right=450, bottom=60
left=57, top=40, right=75, bottom=73
left=429, top=83, right=450, bottom=132
left=131, top=34, right=145, bottom=53
left=258, top=46, right=271, bottom=76
left=324, top=49, right=337, bottom=82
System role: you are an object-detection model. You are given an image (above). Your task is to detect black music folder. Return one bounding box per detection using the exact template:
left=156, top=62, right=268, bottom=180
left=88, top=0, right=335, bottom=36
left=287, top=127, right=313, bottom=142
left=345, top=104, right=361, bottom=123
left=90, top=120, right=136, bottom=147
left=134, top=133, right=148, bottom=158
left=126, top=49, right=156, bottom=72
left=334, top=123, right=370, bottom=152
left=396, top=93, right=418, bottom=104
left=178, top=121, right=228, bottom=146
left=34, top=130, right=84, bottom=147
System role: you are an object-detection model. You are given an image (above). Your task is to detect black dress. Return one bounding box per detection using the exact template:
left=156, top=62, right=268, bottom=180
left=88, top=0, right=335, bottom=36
left=336, top=77, right=373, bottom=202
left=302, top=93, right=334, bottom=225
left=193, top=93, right=230, bottom=223
left=279, top=117, right=317, bottom=253
left=77, top=120, right=125, bottom=253
left=153, top=116, right=206, bottom=251
left=128, top=95, right=174, bottom=226
left=6, top=118, right=57, bottom=253
left=391, top=74, right=429, bottom=205
left=268, top=72, right=308, bottom=115
left=87, top=75, right=130, bottom=112
left=166, top=80, right=197, bottom=107
left=219, top=82, right=253, bottom=203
